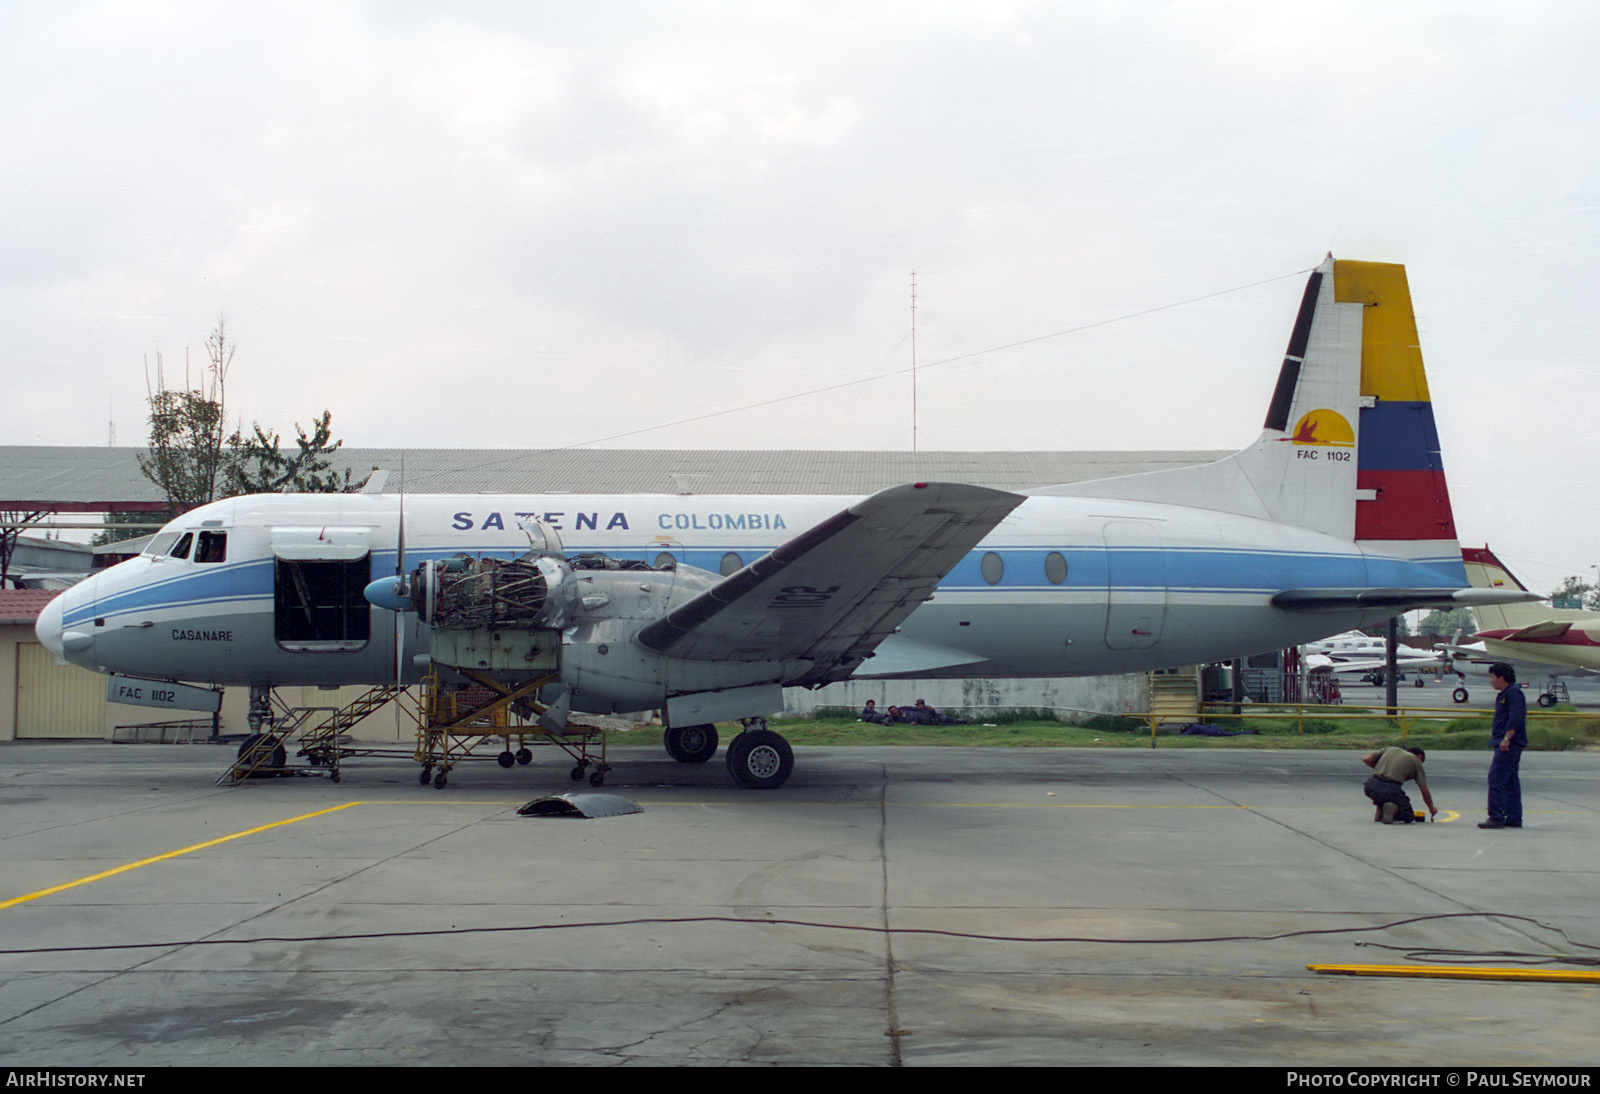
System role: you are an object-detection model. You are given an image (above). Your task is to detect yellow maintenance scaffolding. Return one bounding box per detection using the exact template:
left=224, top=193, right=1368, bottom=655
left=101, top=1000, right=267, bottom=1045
left=411, top=666, right=610, bottom=790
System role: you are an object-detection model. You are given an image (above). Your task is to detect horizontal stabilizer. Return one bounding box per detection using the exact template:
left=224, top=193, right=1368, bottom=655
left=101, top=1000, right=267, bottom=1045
left=1273, top=587, right=1544, bottom=613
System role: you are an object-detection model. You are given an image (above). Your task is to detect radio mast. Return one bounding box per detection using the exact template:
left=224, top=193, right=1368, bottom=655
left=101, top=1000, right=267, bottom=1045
left=910, top=269, right=918, bottom=453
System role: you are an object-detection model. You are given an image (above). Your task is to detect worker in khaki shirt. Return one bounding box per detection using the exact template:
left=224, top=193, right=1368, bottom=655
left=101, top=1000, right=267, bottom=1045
left=1362, top=746, right=1437, bottom=824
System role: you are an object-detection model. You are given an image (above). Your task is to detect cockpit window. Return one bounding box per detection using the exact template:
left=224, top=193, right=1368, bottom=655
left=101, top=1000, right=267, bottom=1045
left=145, top=533, right=179, bottom=556
left=170, top=533, right=193, bottom=560
left=195, top=531, right=227, bottom=564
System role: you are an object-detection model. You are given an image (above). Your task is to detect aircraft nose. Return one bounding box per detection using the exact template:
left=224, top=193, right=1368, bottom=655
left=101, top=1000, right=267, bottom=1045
left=37, top=580, right=96, bottom=663
left=35, top=593, right=66, bottom=657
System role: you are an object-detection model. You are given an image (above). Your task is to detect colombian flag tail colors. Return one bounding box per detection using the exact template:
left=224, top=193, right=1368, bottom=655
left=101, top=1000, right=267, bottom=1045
left=1333, top=260, right=1458, bottom=548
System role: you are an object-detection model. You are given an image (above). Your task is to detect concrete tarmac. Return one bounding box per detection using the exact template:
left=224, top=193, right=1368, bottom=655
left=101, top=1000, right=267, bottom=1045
left=1, top=740, right=1596, bottom=1067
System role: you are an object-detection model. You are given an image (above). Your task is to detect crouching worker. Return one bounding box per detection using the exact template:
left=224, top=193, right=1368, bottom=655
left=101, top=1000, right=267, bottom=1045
left=1362, top=745, right=1437, bottom=824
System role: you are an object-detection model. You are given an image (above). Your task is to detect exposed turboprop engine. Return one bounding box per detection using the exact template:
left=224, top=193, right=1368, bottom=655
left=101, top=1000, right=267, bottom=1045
left=411, top=553, right=579, bottom=631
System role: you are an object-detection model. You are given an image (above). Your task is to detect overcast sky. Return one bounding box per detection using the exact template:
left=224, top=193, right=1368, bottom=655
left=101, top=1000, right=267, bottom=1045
left=4, top=1, right=1596, bottom=591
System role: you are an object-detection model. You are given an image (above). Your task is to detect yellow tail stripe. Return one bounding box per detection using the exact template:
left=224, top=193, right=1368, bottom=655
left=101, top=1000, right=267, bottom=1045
left=1333, top=259, right=1431, bottom=403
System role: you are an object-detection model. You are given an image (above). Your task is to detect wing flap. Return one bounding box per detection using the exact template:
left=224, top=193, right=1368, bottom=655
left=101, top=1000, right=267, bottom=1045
left=637, top=482, right=1023, bottom=679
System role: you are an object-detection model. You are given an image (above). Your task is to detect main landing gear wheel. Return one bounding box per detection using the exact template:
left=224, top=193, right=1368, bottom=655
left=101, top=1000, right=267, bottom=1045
left=724, top=729, right=793, bottom=790
left=1453, top=687, right=1469, bottom=704
left=419, top=765, right=433, bottom=786
left=1414, top=677, right=1425, bottom=688
left=515, top=747, right=533, bottom=766
left=497, top=750, right=516, bottom=768
left=664, top=723, right=719, bottom=763
left=1538, top=693, right=1556, bottom=708
left=236, top=735, right=285, bottom=777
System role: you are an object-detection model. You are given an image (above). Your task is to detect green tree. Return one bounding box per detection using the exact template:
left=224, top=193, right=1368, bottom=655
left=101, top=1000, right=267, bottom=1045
left=136, top=317, right=355, bottom=511
left=1549, top=575, right=1595, bottom=610
left=1418, top=607, right=1477, bottom=638
left=223, top=410, right=360, bottom=495
left=135, top=319, right=235, bottom=513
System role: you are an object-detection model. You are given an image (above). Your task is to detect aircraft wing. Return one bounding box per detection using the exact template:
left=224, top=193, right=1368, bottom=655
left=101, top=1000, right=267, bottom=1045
left=1316, top=654, right=1444, bottom=674
left=636, top=482, right=1024, bottom=683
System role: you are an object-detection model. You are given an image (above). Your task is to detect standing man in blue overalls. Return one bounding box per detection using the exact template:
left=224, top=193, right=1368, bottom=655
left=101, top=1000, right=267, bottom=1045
left=1480, top=662, right=1527, bottom=830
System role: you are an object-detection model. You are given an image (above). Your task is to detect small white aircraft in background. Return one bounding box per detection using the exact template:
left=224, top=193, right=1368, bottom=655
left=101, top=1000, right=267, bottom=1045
left=38, top=257, right=1534, bottom=788
left=1302, top=629, right=1445, bottom=685
left=1433, top=641, right=1593, bottom=706
left=1438, top=547, right=1600, bottom=706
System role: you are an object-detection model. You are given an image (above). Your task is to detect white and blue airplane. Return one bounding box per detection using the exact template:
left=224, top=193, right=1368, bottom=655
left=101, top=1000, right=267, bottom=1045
left=36, top=256, right=1531, bottom=787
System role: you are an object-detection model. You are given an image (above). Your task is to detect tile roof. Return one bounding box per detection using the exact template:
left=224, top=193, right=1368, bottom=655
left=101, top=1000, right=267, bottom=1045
left=0, top=588, right=62, bottom=625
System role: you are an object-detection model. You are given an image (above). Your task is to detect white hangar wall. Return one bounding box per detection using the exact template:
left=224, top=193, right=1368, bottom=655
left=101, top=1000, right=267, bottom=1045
left=784, top=674, right=1149, bottom=721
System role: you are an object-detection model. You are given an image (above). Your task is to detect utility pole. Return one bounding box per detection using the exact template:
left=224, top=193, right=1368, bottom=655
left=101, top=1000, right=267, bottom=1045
left=910, top=269, right=918, bottom=454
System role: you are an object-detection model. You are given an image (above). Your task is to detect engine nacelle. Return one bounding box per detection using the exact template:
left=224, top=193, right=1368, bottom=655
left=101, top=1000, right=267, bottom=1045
left=556, top=565, right=810, bottom=722
left=414, top=553, right=578, bottom=632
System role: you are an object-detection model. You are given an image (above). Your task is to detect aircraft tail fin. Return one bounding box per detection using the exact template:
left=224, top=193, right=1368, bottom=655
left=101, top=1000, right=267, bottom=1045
left=1461, top=546, right=1527, bottom=632
left=1046, top=255, right=1465, bottom=580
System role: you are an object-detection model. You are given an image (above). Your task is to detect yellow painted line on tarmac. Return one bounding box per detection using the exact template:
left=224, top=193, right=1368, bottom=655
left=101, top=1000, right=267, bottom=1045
left=0, top=802, right=363, bottom=912
left=1311, top=964, right=1600, bottom=984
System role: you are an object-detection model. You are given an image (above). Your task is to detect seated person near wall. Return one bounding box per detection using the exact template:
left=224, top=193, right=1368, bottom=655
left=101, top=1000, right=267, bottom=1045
left=859, top=700, right=890, bottom=724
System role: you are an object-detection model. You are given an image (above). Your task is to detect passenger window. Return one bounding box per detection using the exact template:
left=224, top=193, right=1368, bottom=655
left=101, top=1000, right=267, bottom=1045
left=719, top=552, right=743, bottom=576
left=195, top=531, right=227, bottom=563
left=980, top=551, right=1004, bottom=585
left=170, top=533, right=193, bottom=560
left=1044, top=552, right=1068, bottom=585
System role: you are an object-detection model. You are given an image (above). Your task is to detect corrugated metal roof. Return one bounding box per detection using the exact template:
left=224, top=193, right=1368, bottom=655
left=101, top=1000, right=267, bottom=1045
left=2, top=445, right=1228, bottom=503
left=0, top=588, right=61, bottom=625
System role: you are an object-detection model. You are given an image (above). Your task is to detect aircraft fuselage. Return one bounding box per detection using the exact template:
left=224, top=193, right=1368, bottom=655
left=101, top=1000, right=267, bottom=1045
left=42, top=490, right=1467, bottom=705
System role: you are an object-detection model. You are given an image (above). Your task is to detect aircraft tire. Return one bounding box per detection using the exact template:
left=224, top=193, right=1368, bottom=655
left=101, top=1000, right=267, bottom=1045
left=664, top=724, right=719, bottom=763
left=1453, top=687, right=1469, bottom=704
left=236, top=734, right=285, bottom=778
left=497, top=750, right=515, bottom=768
left=1538, top=693, right=1556, bottom=708
left=515, top=748, right=533, bottom=765
left=725, top=729, right=793, bottom=790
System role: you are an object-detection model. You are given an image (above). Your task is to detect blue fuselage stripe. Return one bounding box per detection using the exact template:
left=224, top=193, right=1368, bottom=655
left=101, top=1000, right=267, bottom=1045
left=69, top=543, right=1467, bottom=627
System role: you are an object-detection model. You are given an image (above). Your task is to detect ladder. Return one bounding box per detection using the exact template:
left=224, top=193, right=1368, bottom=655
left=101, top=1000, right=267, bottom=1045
left=217, top=684, right=408, bottom=785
